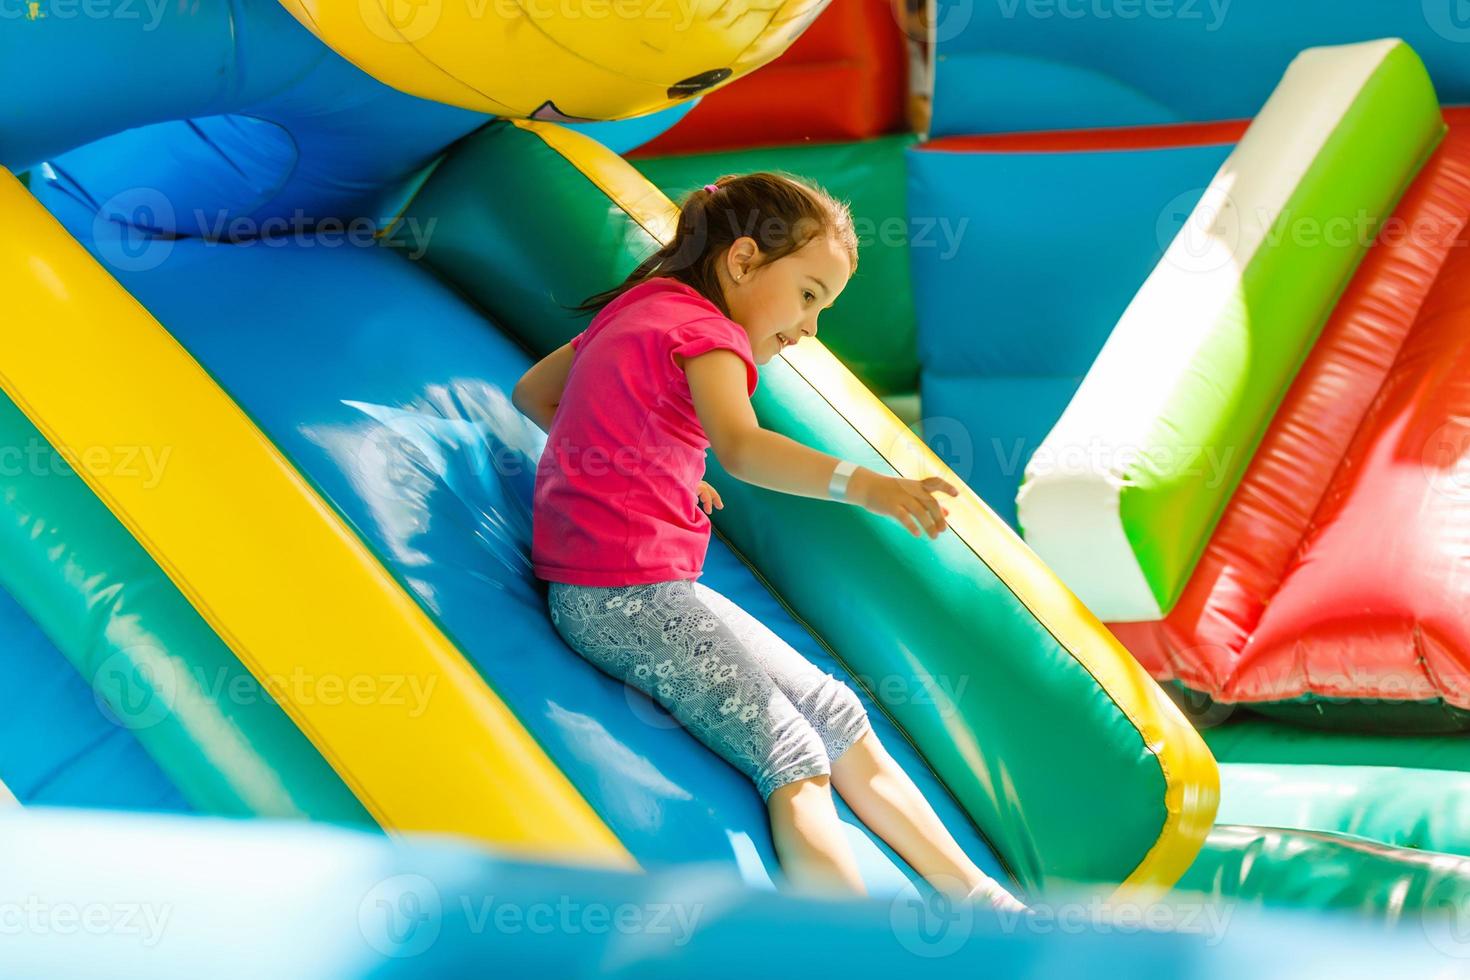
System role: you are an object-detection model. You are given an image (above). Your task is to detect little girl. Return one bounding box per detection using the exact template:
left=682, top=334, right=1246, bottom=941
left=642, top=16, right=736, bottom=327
left=513, top=172, right=1024, bottom=911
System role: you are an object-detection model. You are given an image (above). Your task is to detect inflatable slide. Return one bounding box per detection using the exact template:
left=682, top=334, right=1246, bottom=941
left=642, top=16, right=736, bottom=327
left=3, top=0, right=1212, bottom=902
left=6, top=0, right=1470, bottom=973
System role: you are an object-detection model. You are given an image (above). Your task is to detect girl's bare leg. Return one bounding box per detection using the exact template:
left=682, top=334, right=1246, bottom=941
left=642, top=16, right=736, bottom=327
left=830, top=729, right=1027, bottom=909
left=766, top=774, right=868, bottom=898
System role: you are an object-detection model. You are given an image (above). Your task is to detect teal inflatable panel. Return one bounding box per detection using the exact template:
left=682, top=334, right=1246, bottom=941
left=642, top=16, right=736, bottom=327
left=1204, top=715, right=1470, bottom=771
left=1218, top=764, right=1470, bottom=856
left=1179, top=824, right=1470, bottom=921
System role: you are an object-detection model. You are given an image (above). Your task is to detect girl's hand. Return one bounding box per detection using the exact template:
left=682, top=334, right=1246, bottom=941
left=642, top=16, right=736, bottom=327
left=696, top=480, right=723, bottom=515
left=849, top=470, right=957, bottom=540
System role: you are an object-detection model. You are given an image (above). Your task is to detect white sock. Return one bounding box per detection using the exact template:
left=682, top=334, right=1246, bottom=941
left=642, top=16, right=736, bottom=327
left=966, top=879, right=1029, bottom=914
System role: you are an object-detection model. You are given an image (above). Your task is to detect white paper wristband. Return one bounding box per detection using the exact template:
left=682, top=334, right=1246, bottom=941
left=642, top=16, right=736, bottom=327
left=827, top=460, right=859, bottom=502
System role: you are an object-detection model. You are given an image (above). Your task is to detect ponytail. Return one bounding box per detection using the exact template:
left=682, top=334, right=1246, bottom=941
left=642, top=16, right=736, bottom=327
left=571, top=171, right=857, bottom=318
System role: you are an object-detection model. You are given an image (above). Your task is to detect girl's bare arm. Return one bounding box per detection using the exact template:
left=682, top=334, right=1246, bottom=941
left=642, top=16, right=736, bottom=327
left=511, top=342, right=576, bottom=433
left=684, top=349, right=870, bottom=502
left=684, top=350, right=956, bottom=539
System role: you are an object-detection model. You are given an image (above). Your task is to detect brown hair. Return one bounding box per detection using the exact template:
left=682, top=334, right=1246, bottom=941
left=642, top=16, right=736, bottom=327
left=574, top=171, right=858, bottom=317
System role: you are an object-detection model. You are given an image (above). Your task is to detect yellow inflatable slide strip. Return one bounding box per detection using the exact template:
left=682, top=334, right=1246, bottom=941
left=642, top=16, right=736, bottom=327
left=0, top=170, right=633, bottom=870
left=513, top=120, right=1218, bottom=893
left=510, top=119, right=681, bottom=243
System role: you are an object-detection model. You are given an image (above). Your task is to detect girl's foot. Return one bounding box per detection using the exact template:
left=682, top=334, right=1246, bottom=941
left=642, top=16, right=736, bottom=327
left=965, top=879, right=1029, bottom=914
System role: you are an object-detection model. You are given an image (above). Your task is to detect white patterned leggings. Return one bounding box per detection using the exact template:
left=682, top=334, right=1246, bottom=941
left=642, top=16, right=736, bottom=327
left=547, top=578, right=872, bottom=802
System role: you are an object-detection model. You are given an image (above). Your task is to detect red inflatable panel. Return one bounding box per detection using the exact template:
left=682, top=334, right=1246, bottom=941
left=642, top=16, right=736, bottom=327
left=632, top=0, right=908, bottom=155
left=1109, top=113, right=1470, bottom=711
left=1238, top=213, right=1470, bottom=706
left=923, top=120, right=1248, bottom=153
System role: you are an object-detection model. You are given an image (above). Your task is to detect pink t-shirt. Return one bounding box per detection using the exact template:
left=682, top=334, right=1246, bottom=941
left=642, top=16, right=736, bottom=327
left=531, top=277, right=759, bottom=586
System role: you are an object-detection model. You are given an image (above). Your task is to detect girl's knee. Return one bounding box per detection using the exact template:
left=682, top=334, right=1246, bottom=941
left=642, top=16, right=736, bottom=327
left=815, top=677, right=872, bottom=762
left=757, top=715, right=831, bottom=802
left=765, top=770, right=831, bottom=803
left=761, top=762, right=832, bottom=804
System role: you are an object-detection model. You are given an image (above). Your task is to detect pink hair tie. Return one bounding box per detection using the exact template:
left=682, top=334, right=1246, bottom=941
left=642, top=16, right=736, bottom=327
left=703, top=183, right=721, bottom=194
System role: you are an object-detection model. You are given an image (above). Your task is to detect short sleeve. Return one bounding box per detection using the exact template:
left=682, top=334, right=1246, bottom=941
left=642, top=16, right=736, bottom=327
left=569, top=311, right=611, bottom=352
left=667, top=318, right=759, bottom=396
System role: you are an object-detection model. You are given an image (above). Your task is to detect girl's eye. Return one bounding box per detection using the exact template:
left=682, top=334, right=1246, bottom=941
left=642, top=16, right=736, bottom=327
left=803, top=290, right=815, bottom=304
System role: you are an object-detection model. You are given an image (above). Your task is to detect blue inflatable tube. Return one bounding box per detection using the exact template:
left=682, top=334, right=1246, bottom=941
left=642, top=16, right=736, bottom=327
left=932, top=1, right=1470, bottom=135
left=3, top=0, right=486, bottom=234
left=0, top=807, right=1461, bottom=979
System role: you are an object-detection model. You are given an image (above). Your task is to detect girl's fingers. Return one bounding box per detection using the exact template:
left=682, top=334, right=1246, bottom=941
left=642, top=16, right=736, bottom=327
left=902, top=500, right=937, bottom=539
left=922, top=476, right=961, bottom=497
left=919, top=490, right=946, bottom=526
left=895, top=505, right=921, bottom=538
left=907, top=488, right=946, bottom=534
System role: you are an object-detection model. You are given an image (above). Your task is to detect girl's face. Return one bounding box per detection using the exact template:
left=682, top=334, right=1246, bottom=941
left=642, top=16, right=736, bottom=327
left=718, top=235, right=852, bottom=365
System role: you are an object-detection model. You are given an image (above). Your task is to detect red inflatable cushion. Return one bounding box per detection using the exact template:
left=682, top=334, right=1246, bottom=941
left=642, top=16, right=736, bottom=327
left=1110, top=112, right=1470, bottom=706
left=632, top=0, right=908, bottom=155
left=1235, top=205, right=1470, bottom=705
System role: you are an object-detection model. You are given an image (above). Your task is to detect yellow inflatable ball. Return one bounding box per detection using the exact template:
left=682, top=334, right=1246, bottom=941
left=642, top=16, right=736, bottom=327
left=277, top=0, right=832, bottom=119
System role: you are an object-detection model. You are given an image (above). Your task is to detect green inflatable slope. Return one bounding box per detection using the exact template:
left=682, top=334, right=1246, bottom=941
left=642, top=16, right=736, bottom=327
left=1204, top=715, right=1470, bottom=771
left=1178, top=825, right=1470, bottom=920
left=1218, top=763, right=1470, bottom=856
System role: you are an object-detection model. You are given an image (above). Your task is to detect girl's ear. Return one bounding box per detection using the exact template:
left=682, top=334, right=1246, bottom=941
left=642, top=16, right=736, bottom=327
left=727, top=236, right=759, bottom=281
